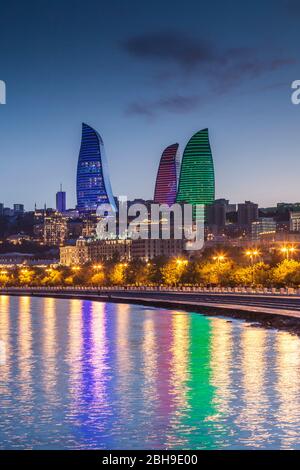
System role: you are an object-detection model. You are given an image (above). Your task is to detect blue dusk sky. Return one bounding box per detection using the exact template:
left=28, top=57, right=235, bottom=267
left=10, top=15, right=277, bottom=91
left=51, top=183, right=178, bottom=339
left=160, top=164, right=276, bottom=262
left=0, top=0, right=300, bottom=210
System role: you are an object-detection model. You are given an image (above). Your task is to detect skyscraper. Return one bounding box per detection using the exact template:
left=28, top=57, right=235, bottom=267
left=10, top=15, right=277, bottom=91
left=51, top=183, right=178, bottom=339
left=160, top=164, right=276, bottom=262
left=154, top=143, right=179, bottom=206
left=176, top=128, right=215, bottom=216
left=76, top=123, right=116, bottom=213
left=56, top=185, right=66, bottom=213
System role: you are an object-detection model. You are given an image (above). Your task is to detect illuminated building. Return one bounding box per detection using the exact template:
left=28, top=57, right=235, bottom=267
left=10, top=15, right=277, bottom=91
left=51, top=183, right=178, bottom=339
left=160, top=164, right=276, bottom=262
left=56, top=185, right=66, bottom=213
left=76, top=123, right=116, bottom=213
left=154, top=143, right=179, bottom=206
left=176, top=128, right=215, bottom=217
left=131, top=238, right=185, bottom=261
left=290, top=212, right=300, bottom=232
left=60, top=238, right=131, bottom=266
left=251, top=218, right=276, bottom=241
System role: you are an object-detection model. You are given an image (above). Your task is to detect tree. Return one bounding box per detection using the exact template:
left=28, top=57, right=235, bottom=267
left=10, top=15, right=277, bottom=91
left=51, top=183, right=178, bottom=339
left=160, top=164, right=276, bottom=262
left=18, top=268, right=35, bottom=286
left=110, top=263, right=127, bottom=285
left=41, top=268, right=63, bottom=286
left=89, top=272, right=105, bottom=286
left=196, top=260, right=233, bottom=286
left=0, top=270, right=11, bottom=286
left=161, top=258, right=188, bottom=286
left=271, top=259, right=300, bottom=287
left=231, top=262, right=270, bottom=287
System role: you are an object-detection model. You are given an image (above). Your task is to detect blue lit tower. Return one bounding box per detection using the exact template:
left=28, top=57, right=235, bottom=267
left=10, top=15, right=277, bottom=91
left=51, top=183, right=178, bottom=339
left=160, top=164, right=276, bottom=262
left=76, top=123, right=116, bottom=212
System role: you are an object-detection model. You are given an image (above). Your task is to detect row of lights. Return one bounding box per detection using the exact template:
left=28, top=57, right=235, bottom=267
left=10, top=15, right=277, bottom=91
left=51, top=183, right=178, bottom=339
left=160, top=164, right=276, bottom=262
left=0, top=249, right=297, bottom=277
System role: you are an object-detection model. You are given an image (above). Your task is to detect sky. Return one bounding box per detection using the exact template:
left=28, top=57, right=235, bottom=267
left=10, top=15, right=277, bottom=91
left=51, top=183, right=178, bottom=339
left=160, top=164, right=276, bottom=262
left=0, top=0, right=300, bottom=210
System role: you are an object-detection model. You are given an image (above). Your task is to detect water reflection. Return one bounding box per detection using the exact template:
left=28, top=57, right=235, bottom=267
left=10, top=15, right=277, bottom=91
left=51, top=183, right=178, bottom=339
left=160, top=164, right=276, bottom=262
left=1, top=297, right=300, bottom=449
left=275, top=332, right=300, bottom=449
left=17, top=297, right=33, bottom=404
left=0, top=296, right=10, bottom=378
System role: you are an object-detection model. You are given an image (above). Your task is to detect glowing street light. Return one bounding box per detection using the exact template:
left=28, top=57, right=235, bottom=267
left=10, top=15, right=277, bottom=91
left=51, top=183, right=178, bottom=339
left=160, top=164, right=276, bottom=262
left=71, top=266, right=80, bottom=272
left=213, top=253, right=226, bottom=265
left=245, top=249, right=260, bottom=285
left=93, top=264, right=103, bottom=271
left=280, top=245, right=296, bottom=260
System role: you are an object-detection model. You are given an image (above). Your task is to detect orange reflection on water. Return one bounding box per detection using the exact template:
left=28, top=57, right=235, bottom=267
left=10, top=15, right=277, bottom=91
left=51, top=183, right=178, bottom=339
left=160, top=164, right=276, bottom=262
left=165, top=312, right=190, bottom=449
left=42, top=298, right=57, bottom=397
left=275, top=332, right=300, bottom=449
left=238, top=327, right=269, bottom=447
left=170, top=312, right=190, bottom=407
left=0, top=295, right=10, bottom=382
left=210, top=318, right=233, bottom=415
left=17, top=296, right=33, bottom=404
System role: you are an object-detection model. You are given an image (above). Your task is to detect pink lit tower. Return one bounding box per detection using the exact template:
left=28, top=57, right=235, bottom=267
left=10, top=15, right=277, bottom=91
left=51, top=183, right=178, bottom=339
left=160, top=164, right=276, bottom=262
left=154, top=143, right=179, bottom=206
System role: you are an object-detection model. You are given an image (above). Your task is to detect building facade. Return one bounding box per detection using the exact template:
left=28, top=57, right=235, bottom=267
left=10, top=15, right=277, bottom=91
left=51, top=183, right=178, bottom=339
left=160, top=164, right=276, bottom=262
left=154, top=143, right=179, bottom=206
left=131, top=238, right=185, bottom=261
left=237, top=201, right=258, bottom=231
left=76, top=123, right=116, bottom=213
left=56, top=189, right=66, bottom=213
left=176, top=128, right=215, bottom=217
left=60, top=238, right=131, bottom=266
left=290, top=211, right=300, bottom=232
left=251, top=217, right=276, bottom=241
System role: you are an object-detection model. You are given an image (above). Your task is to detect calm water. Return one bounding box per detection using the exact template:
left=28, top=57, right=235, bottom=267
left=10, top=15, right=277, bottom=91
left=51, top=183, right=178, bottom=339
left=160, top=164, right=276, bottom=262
left=0, top=295, right=300, bottom=449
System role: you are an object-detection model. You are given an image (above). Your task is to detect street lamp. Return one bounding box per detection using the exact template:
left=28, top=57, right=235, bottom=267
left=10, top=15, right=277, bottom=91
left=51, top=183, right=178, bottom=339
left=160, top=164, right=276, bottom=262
left=280, top=245, right=296, bottom=260
left=71, top=266, right=80, bottom=272
left=93, top=264, right=103, bottom=271
left=245, top=249, right=260, bottom=285
left=213, top=253, right=226, bottom=266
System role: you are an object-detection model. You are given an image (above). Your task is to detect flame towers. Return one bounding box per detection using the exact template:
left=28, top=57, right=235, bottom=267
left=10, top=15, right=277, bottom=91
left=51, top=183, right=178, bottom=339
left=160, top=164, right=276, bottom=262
left=176, top=128, right=215, bottom=214
left=76, top=123, right=116, bottom=212
left=154, top=143, right=179, bottom=206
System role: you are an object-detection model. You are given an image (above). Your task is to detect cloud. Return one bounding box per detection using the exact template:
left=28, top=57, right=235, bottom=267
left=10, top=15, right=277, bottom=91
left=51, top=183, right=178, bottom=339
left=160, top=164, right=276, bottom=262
left=126, top=94, right=201, bottom=118
left=122, top=31, right=296, bottom=90
left=124, top=32, right=214, bottom=69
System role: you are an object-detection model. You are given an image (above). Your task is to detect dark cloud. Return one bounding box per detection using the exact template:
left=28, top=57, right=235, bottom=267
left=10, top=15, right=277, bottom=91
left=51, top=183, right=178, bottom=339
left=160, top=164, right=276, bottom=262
left=124, top=32, right=214, bottom=69
left=126, top=94, right=201, bottom=118
left=122, top=31, right=296, bottom=89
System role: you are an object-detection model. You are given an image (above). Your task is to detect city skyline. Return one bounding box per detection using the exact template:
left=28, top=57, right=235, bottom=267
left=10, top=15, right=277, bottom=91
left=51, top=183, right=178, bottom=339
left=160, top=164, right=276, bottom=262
left=0, top=0, right=300, bottom=209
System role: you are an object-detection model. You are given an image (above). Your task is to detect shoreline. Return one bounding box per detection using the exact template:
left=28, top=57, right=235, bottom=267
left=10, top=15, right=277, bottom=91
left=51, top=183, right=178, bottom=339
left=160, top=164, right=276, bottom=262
left=2, top=288, right=300, bottom=335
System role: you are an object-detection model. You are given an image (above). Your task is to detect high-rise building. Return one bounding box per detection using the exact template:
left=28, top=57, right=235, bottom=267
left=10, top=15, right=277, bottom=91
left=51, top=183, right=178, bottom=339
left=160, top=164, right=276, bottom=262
left=176, top=128, right=215, bottom=217
left=76, top=123, right=116, bottom=213
left=238, top=201, right=258, bottom=229
left=13, top=204, right=24, bottom=215
left=154, top=143, right=179, bottom=206
left=56, top=185, right=66, bottom=213
left=290, top=211, right=300, bottom=232
left=251, top=217, right=276, bottom=241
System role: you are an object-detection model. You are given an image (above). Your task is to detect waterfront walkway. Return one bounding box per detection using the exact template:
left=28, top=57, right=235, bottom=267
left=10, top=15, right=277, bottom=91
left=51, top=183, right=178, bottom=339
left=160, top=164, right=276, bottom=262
left=2, top=286, right=300, bottom=322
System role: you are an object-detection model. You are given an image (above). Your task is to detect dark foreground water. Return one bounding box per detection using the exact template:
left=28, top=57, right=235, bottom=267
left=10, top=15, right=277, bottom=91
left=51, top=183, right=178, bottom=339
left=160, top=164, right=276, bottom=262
left=0, top=295, right=300, bottom=449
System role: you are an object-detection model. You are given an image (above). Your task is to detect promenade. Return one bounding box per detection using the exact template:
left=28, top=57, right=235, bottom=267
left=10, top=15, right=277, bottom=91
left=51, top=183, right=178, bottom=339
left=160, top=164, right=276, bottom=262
left=2, top=286, right=300, bottom=329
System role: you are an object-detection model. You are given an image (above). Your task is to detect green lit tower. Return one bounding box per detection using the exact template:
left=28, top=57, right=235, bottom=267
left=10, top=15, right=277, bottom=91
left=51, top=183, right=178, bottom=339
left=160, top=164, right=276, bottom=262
left=176, top=128, right=215, bottom=218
